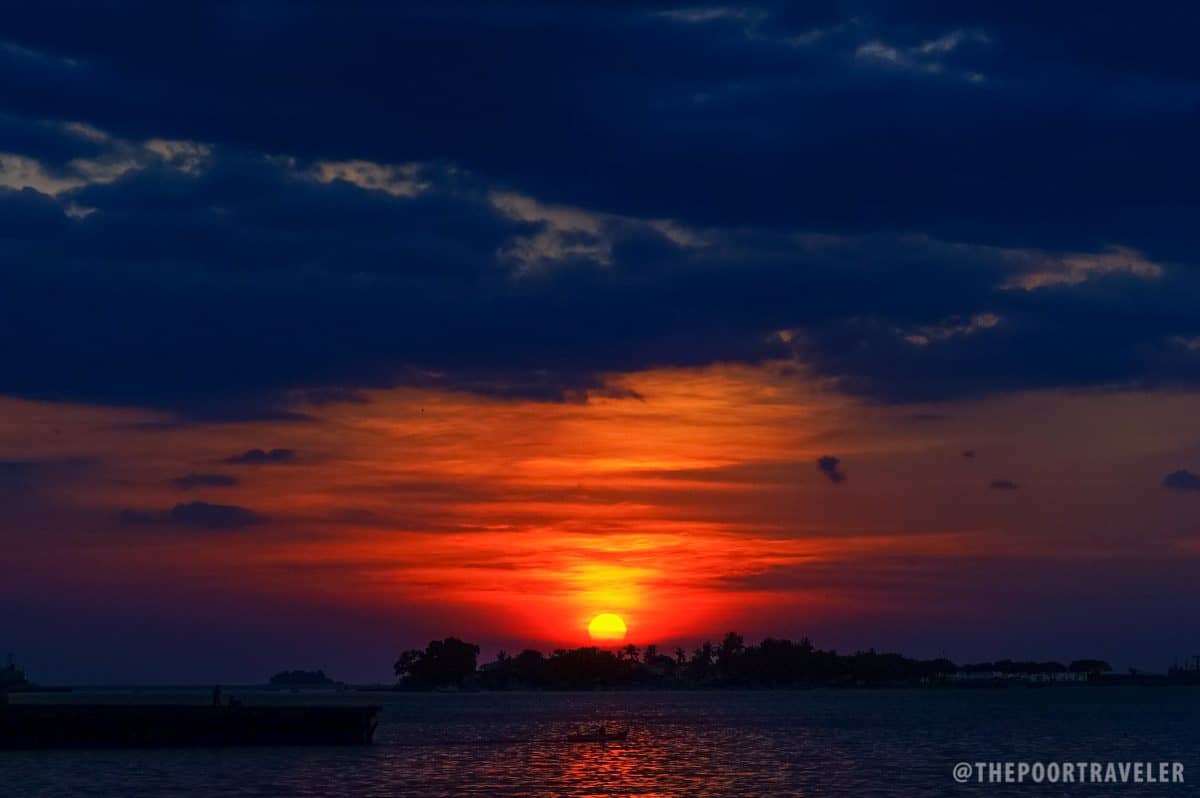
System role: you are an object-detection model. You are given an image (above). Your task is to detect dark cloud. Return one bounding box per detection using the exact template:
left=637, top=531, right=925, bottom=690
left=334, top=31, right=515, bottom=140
left=170, top=502, right=262, bottom=529
left=224, top=448, right=295, bottom=465
left=4, top=2, right=1198, bottom=253
left=121, top=501, right=264, bottom=530
left=0, top=457, right=99, bottom=494
left=816, top=456, right=846, bottom=484
left=1162, top=469, right=1200, bottom=492
left=0, top=2, right=1199, bottom=413
left=171, top=473, right=238, bottom=490
left=989, top=479, right=1019, bottom=490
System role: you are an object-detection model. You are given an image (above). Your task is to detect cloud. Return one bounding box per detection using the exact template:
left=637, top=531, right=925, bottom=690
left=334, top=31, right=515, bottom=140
left=121, top=501, right=264, bottom=530
left=0, top=119, right=210, bottom=199
left=0, top=150, right=1195, bottom=418
left=224, top=448, right=295, bottom=465
left=816, top=455, right=846, bottom=484
left=0, top=457, right=99, bottom=495
left=171, top=473, right=238, bottom=490
left=989, top=479, right=1018, bottom=490
left=1162, top=469, right=1200, bottom=492
left=0, top=113, right=108, bottom=166
left=2, top=1, right=1197, bottom=257
left=0, top=4, right=1199, bottom=415
left=1004, top=246, right=1164, bottom=291
left=169, top=502, right=262, bottom=529
left=10, top=151, right=1199, bottom=414
left=856, top=29, right=988, bottom=80
left=962, top=450, right=976, bottom=460
left=311, top=159, right=427, bottom=198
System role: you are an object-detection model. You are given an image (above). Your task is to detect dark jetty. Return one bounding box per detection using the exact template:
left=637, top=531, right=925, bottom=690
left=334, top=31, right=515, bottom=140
left=0, top=703, right=380, bottom=749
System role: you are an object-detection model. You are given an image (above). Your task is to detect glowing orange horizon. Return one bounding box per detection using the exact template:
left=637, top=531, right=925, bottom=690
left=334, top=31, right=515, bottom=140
left=4, top=361, right=1176, bottom=650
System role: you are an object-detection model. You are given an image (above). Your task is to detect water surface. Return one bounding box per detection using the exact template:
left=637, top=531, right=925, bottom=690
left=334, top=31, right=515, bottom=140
left=5, top=688, right=1196, bottom=796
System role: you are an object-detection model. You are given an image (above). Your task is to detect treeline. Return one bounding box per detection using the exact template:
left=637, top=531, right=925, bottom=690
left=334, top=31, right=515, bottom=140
left=393, top=634, right=1114, bottom=690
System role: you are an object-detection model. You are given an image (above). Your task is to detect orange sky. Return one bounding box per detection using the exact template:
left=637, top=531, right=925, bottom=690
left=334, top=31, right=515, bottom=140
left=5, top=362, right=1200, bottom=678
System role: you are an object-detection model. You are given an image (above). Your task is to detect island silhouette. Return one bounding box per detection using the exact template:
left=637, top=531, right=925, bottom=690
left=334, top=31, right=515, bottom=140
left=268, top=669, right=342, bottom=688
left=387, top=633, right=1178, bottom=690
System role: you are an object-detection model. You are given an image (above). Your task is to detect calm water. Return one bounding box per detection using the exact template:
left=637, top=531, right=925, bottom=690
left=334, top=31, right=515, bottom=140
left=4, top=688, right=1196, bottom=797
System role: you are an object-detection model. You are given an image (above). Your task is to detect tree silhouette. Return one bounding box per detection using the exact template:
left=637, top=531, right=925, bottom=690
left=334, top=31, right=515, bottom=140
left=717, top=632, right=745, bottom=680
left=394, top=637, right=480, bottom=688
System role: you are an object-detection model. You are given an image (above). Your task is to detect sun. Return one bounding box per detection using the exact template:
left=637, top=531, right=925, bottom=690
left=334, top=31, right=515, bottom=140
left=587, top=613, right=628, bottom=642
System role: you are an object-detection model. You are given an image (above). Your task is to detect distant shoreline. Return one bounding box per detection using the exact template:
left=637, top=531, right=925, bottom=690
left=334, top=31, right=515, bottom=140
left=390, top=635, right=1200, bottom=693
left=8, top=635, right=1200, bottom=692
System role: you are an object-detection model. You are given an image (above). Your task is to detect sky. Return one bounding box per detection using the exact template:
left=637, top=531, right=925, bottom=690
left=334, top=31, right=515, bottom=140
left=3, top=1, right=1200, bottom=683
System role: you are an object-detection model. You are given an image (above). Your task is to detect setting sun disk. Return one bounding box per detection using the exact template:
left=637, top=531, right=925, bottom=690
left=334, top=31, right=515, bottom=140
left=587, top=613, right=627, bottom=641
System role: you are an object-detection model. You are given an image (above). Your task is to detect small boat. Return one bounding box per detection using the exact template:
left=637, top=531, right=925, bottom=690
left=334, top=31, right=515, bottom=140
left=566, top=725, right=628, bottom=743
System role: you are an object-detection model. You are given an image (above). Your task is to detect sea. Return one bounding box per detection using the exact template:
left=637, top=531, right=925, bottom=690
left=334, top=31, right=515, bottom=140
left=3, top=687, right=1197, bottom=797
